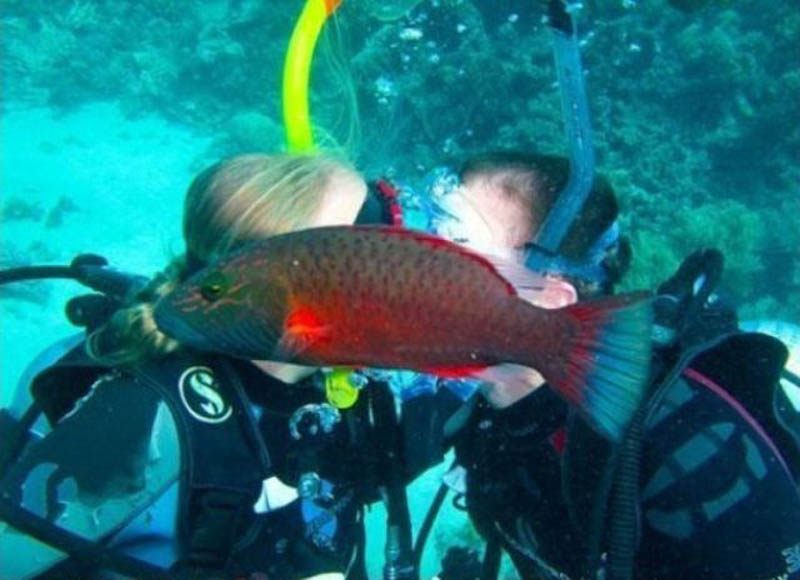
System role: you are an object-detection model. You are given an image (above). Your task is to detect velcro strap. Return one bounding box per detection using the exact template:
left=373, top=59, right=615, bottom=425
left=181, top=488, right=250, bottom=570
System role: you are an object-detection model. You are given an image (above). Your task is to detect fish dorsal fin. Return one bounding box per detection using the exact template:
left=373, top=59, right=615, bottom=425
left=350, top=225, right=574, bottom=303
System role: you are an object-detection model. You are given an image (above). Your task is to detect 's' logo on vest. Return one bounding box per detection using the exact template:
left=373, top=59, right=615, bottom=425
left=178, top=366, right=232, bottom=424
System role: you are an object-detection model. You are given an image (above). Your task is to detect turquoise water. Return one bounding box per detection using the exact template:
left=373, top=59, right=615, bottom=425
left=1, top=0, right=798, bottom=578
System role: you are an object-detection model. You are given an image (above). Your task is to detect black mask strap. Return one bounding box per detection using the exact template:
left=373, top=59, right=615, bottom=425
left=356, top=180, right=404, bottom=226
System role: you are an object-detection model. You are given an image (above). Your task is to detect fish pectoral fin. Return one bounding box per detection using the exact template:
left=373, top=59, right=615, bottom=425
left=276, top=325, right=332, bottom=358
left=276, top=306, right=332, bottom=359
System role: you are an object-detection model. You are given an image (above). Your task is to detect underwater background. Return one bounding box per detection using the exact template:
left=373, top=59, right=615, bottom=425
left=1, top=0, right=798, bottom=577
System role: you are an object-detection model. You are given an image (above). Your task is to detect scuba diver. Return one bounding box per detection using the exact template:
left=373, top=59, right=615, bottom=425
left=0, top=2, right=460, bottom=577
left=425, top=151, right=800, bottom=580
left=2, top=1, right=798, bottom=579
left=0, top=152, right=466, bottom=579
left=409, top=1, right=800, bottom=579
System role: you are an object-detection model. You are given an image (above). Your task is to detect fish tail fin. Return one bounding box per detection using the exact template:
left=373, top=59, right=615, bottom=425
left=537, top=293, right=653, bottom=442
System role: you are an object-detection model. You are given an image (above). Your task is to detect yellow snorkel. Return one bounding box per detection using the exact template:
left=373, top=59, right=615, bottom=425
left=283, top=0, right=362, bottom=406
left=282, top=0, right=343, bottom=152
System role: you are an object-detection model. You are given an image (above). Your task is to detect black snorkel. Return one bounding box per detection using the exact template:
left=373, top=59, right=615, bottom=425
left=522, top=5, right=641, bottom=580
left=526, top=0, right=596, bottom=270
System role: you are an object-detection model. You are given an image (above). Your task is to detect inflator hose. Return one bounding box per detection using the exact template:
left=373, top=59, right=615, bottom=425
left=0, top=255, right=148, bottom=301
left=0, top=265, right=74, bottom=284
left=606, top=407, right=644, bottom=580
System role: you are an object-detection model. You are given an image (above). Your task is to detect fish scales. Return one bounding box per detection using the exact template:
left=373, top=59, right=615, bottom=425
left=155, top=225, right=653, bottom=441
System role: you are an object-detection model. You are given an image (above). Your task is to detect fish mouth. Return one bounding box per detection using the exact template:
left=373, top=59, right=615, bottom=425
left=153, top=298, right=265, bottom=359
left=153, top=298, right=210, bottom=349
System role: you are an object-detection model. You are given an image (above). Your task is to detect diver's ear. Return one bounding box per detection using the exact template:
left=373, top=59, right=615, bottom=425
left=534, top=277, right=578, bottom=309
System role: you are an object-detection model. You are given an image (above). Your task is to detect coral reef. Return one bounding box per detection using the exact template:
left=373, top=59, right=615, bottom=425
left=1, top=0, right=796, bottom=316
left=1, top=194, right=80, bottom=228
left=1, top=0, right=800, bottom=318
left=0, top=241, right=57, bottom=305
left=45, top=196, right=80, bottom=228
left=2, top=0, right=798, bottom=572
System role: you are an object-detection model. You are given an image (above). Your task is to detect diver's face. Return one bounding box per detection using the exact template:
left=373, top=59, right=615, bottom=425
left=437, top=173, right=577, bottom=310
left=311, top=169, right=368, bottom=228
left=254, top=169, right=367, bottom=384
left=438, top=175, right=535, bottom=260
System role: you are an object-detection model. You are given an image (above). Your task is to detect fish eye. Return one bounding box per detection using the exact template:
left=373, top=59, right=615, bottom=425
left=200, top=271, right=228, bottom=302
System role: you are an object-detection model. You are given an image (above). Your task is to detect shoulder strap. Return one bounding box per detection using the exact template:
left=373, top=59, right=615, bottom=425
left=30, top=343, right=110, bottom=425
left=600, top=329, right=793, bottom=580
left=129, top=354, right=272, bottom=574
left=685, top=332, right=798, bottom=482
left=6, top=349, right=275, bottom=577
left=0, top=343, right=110, bottom=476
left=0, top=348, right=171, bottom=578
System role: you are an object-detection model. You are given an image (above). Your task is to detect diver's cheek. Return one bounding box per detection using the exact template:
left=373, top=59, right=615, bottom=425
left=524, top=277, right=578, bottom=310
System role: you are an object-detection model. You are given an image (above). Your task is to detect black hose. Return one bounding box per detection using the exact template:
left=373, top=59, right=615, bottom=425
left=371, top=384, right=416, bottom=580
left=605, top=329, right=732, bottom=579
left=605, top=251, right=732, bottom=580
left=0, top=265, right=76, bottom=285
left=480, top=535, right=502, bottom=580
left=412, top=482, right=449, bottom=569
left=0, top=255, right=148, bottom=301
left=606, top=408, right=644, bottom=580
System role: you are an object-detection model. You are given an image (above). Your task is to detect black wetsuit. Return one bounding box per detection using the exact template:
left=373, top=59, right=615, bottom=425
left=454, top=332, right=800, bottom=580
left=1, top=343, right=457, bottom=580
left=0, top=181, right=460, bottom=580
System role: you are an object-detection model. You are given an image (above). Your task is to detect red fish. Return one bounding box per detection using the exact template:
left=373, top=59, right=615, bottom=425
left=155, top=226, right=652, bottom=440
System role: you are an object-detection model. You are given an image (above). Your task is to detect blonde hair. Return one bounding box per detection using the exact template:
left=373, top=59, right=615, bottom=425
left=184, top=153, right=359, bottom=263
left=87, top=153, right=362, bottom=366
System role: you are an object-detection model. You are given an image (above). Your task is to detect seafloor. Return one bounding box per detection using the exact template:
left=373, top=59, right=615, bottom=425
left=1, top=0, right=798, bottom=578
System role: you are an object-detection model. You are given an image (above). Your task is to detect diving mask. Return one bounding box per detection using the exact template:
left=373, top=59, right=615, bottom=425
left=428, top=166, right=620, bottom=284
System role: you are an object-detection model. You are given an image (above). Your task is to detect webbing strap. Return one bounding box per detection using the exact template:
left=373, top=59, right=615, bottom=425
left=127, top=355, right=273, bottom=574
left=0, top=496, right=172, bottom=580
left=683, top=367, right=793, bottom=481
